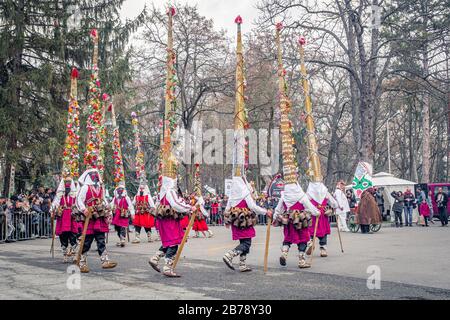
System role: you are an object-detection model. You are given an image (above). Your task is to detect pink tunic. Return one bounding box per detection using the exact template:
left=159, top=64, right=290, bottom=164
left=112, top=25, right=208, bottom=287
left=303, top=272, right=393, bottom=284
left=112, top=197, right=130, bottom=228
left=157, top=196, right=184, bottom=248
left=282, top=202, right=310, bottom=244
left=55, top=195, right=78, bottom=235
left=308, top=199, right=331, bottom=238
left=84, top=186, right=109, bottom=235
left=419, top=203, right=430, bottom=217
left=231, top=200, right=256, bottom=241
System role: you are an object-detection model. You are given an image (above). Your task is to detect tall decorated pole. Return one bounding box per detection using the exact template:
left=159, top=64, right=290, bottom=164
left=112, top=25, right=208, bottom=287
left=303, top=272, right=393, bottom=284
left=131, top=112, right=147, bottom=185
left=298, top=36, right=322, bottom=183
left=62, top=68, right=81, bottom=180
left=109, top=101, right=125, bottom=187
left=161, top=6, right=178, bottom=181
left=298, top=36, right=340, bottom=262
left=276, top=23, right=299, bottom=185
left=83, top=29, right=105, bottom=175
left=233, top=15, right=249, bottom=178
left=76, top=29, right=106, bottom=266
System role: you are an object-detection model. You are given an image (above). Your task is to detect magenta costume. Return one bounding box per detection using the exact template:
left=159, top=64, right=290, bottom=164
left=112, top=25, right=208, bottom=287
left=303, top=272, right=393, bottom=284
left=308, top=198, right=331, bottom=238
left=157, top=196, right=185, bottom=248
left=231, top=200, right=256, bottom=240
left=83, top=186, right=109, bottom=235
left=282, top=202, right=311, bottom=244
left=55, top=195, right=78, bottom=235
left=112, top=197, right=130, bottom=228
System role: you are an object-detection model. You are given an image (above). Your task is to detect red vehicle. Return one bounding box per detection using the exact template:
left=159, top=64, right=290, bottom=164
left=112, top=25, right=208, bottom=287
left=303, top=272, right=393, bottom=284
left=415, top=183, right=450, bottom=217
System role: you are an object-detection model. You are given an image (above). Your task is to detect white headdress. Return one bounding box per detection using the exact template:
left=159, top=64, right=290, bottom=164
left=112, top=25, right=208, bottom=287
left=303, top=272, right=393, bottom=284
left=227, top=176, right=251, bottom=208
left=307, top=181, right=328, bottom=204
left=78, top=168, right=103, bottom=186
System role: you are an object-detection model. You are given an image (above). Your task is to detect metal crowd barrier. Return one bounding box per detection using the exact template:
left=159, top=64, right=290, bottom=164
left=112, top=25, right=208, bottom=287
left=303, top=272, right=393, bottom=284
left=0, top=209, right=52, bottom=243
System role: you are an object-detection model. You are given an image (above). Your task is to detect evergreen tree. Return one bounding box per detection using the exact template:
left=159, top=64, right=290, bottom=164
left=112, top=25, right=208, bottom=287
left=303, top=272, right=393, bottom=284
left=0, top=0, right=145, bottom=194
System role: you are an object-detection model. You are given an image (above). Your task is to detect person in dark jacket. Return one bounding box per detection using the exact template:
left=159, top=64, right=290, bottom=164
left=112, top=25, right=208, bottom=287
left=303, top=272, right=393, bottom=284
left=391, top=191, right=404, bottom=228
left=403, top=188, right=416, bottom=227
left=435, top=188, right=448, bottom=227
left=346, top=189, right=357, bottom=209
left=374, top=187, right=385, bottom=218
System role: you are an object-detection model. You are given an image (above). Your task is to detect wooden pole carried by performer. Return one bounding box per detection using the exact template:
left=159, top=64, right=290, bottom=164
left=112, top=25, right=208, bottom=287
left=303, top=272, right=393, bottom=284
left=173, top=164, right=202, bottom=270
left=297, top=36, right=327, bottom=265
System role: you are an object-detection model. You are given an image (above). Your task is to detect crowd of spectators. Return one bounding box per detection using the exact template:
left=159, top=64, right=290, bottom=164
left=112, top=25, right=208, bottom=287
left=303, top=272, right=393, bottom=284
left=0, top=187, right=55, bottom=242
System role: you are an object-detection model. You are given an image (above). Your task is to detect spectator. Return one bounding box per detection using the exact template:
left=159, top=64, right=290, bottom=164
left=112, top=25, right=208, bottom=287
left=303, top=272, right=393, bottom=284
left=435, top=188, right=448, bottom=227
left=346, top=189, right=357, bottom=210
left=0, top=195, right=7, bottom=240
left=419, top=198, right=431, bottom=227
left=427, top=190, right=435, bottom=224
left=403, top=188, right=416, bottom=227
left=374, top=187, right=385, bottom=219
left=210, top=199, right=219, bottom=225
left=391, top=191, right=405, bottom=228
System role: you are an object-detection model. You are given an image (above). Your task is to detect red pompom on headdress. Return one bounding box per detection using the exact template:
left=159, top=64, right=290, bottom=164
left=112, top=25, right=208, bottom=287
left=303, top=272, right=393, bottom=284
left=235, top=15, right=243, bottom=25
left=90, top=29, right=98, bottom=39
left=168, top=6, right=176, bottom=16
left=298, top=36, right=306, bottom=46
left=276, top=22, right=283, bottom=31
left=71, top=67, right=79, bottom=79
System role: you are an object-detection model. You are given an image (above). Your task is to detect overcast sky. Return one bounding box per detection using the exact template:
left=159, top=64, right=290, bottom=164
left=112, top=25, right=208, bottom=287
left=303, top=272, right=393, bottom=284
left=121, top=0, right=261, bottom=35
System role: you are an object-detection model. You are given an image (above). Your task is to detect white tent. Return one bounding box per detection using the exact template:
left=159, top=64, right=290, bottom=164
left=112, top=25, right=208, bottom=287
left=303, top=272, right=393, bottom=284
left=347, top=172, right=418, bottom=222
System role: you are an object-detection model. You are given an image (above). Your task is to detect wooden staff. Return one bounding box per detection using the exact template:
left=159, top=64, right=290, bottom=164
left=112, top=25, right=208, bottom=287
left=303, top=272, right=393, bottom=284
left=172, top=211, right=197, bottom=270
left=50, top=214, right=55, bottom=258
left=263, top=216, right=272, bottom=273
left=335, top=213, right=344, bottom=253
left=74, top=208, right=92, bottom=265
left=309, top=215, right=320, bottom=265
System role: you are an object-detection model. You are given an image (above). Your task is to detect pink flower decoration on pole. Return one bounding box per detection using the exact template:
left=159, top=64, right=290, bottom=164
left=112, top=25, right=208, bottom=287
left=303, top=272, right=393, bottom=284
left=102, top=93, right=110, bottom=101
left=168, top=6, right=176, bottom=16
left=298, top=36, right=306, bottom=46
left=235, top=15, right=243, bottom=24
left=90, top=29, right=98, bottom=39
left=276, top=22, right=283, bottom=31
left=71, top=68, right=79, bottom=79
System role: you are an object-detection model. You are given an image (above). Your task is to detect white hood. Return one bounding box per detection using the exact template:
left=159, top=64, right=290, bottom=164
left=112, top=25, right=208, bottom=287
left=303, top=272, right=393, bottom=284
left=56, top=178, right=77, bottom=197
left=78, top=168, right=103, bottom=186
left=227, top=176, right=251, bottom=208
left=282, top=183, right=307, bottom=208
left=137, top=184, right=151, bottom=197
left=159, top=176, right=177, bottom=199
left=158, top=176, right=191, bottom=213
left=307, top=182, right=328, bottom=204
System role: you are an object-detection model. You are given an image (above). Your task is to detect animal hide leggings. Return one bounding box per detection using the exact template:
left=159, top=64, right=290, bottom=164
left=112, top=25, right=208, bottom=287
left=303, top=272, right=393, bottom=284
left=59, top=231, right=77, bottom=249
left=234, top=238, right=252, bottom=256
left=82, top=232, right=106, bottom=256
left=159, top=245, right=178, bottom=259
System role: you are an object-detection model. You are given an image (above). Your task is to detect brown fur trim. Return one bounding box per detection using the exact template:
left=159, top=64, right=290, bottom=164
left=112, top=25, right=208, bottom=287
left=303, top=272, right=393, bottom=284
left=224, top=207, right=257, bottom=229
left=155, top=205, right=187, bottom=220
left=274, top=210, right=312, bottom=230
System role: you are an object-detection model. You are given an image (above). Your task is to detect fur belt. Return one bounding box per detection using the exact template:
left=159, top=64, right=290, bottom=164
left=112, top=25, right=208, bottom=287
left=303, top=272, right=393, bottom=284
left=56, top=206, right=75, bottom=217
left=273, top=210, right=312, bottom=230
left=155, top=205, right=187, bottom=220
left=223, top=207, right=257, bottom=229
left=72, top=204, right=110, bottom=222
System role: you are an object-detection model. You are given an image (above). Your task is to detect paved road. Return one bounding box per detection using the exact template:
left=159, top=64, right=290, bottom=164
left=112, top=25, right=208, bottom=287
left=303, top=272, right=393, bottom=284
left=1, top=224, right=449, bottom=299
